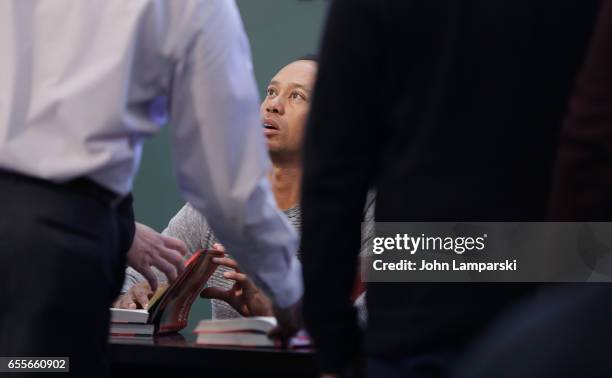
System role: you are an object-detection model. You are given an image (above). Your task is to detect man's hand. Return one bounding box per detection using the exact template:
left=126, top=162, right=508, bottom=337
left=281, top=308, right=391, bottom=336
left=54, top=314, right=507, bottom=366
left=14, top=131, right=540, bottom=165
left=268, top=298, right=303, bottom=348
left=200, top=244, right=274, bottom=317
left=127, top=222, right=188, bottom=292
left=113, top=282, right=154, bottom=310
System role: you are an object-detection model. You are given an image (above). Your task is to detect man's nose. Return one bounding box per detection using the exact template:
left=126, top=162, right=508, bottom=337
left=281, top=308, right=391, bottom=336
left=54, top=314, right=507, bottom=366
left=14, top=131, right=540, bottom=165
left=266, top=97, right=284, bottom=114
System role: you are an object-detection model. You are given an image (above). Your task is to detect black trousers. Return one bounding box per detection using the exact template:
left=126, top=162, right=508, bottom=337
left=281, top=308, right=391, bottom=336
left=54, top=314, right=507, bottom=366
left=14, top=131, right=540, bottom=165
left=0, top=170, right=135, bottom=378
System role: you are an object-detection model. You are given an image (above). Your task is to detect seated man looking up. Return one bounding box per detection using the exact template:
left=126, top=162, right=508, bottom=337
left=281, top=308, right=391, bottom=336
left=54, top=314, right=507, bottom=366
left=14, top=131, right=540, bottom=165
left=115, top=55, right=374, bottom=322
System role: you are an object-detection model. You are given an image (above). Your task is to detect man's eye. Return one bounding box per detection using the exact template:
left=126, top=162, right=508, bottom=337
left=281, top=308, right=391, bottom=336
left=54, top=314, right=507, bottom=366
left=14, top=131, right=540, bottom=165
left=290, top=92, right=304, bottom=100
left=266, top=88, right=276, bottom=97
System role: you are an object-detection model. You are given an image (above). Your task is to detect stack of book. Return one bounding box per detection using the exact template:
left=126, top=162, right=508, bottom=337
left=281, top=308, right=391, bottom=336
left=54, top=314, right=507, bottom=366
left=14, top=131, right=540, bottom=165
left=194, top=317, right=312, bottom=348
left=110, top=308, right=155, bottom=338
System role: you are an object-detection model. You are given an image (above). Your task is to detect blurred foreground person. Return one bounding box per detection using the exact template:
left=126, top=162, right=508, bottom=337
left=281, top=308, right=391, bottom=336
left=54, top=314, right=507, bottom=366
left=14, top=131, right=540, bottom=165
left=300, top=0, right=600, bottom=377
left=454, top=2, right=612, bottom=377
left=0, top=1, right=301, bottom=376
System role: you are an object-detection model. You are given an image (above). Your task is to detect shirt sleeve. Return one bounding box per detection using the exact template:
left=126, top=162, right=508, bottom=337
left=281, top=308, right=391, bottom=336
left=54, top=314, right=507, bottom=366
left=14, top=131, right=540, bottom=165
left=120, top=266, right=148, bottom=294
left=353, top=191, right=375, bottom=328
left=162, top=203, right=207, bottom=255
left=167, top=0, right=301, bottom=308
left=360, top=191, right=377, bottom=258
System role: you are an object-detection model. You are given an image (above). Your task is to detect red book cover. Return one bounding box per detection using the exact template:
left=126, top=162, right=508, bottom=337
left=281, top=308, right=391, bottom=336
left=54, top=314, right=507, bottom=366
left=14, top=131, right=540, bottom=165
left=147, top=249, right=223, bottom=334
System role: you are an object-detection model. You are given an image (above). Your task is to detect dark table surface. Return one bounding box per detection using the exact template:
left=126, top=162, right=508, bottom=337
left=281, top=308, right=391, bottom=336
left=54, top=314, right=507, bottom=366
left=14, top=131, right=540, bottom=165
left=109, top=331, right=318, bottom=378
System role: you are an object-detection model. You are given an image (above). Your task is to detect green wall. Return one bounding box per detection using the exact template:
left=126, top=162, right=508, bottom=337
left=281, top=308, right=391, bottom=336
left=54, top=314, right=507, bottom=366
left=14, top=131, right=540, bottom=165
left=131, top=0, right=328, bottom=324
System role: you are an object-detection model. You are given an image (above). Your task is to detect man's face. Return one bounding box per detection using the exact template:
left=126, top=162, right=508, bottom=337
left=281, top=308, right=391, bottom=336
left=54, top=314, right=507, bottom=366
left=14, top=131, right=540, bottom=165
left=261, top=60, right=317, bottom=159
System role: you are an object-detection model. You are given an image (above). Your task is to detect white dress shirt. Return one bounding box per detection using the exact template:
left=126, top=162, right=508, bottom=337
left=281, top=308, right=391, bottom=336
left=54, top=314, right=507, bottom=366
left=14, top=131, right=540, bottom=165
left=0, top=0, right=301, bottom=308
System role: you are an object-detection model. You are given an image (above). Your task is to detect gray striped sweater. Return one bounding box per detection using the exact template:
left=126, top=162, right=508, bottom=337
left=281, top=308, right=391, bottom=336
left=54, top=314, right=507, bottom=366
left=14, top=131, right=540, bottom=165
left=121, top=195, right=374, bottom=323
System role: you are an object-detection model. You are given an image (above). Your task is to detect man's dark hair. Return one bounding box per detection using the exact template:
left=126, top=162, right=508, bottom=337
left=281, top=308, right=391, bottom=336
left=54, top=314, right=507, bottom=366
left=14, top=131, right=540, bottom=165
left=294, top=53, right=318, bottom=63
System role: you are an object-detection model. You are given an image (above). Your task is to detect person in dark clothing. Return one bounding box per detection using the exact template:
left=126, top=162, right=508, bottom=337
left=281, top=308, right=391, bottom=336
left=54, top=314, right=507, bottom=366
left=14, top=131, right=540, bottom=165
left=300, top=0, right=601, bottom=377
left=452, top=2, right=612, bottom=377
left=550, top=0, right=612, bottom=221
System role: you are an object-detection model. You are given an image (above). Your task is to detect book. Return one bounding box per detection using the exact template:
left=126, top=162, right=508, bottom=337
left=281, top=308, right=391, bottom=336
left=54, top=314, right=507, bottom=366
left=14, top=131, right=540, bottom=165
left=110, top=308, right=149, bottom=324
left=195, top=316, right=277, bottom=334
left=109, top=249, right=223, bottom=335
left=109, top=334, right=155, bottom=345
left=109, top=322, right=155, bottom=337
left=194, top=317, right=312, bottom=348
left=196, top=331, right=279, bottom=347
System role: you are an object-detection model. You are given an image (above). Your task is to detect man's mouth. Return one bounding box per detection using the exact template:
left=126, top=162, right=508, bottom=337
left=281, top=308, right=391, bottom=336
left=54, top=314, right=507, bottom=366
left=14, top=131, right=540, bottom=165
left=262, top=119, right=280, bottom=138
left=262, top=120, right=279, bottom=130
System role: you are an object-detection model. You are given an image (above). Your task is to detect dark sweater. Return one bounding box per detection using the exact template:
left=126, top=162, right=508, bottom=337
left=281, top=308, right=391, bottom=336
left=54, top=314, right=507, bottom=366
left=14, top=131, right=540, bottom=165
left=301, top=0, right=600, bottom=373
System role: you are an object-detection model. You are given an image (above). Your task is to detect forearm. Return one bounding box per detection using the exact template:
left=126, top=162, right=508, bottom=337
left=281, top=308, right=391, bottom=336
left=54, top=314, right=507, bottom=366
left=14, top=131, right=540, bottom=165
left=169, top=1, right=301, bottom=308
left=194, top=180, right=302, bottom=308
